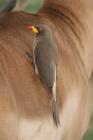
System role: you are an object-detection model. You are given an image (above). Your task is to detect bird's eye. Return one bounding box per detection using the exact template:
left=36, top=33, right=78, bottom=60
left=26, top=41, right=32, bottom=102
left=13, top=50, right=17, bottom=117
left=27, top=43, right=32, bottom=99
left=39, top=27, right=43, bottom=32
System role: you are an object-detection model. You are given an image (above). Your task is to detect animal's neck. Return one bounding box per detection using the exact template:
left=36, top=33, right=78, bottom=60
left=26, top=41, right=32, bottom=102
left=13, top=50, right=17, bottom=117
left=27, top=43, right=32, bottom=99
left=38, top=0, right=93, bottom=77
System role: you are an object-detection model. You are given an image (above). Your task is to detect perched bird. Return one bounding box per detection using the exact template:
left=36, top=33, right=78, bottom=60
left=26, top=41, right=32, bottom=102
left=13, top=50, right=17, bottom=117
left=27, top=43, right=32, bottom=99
left=27, top=25, right=60, bottom=127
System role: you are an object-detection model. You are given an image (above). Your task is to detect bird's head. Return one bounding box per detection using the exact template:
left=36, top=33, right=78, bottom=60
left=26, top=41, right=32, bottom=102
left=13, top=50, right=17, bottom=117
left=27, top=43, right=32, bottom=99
left=27, top=25, right=52, bottom=36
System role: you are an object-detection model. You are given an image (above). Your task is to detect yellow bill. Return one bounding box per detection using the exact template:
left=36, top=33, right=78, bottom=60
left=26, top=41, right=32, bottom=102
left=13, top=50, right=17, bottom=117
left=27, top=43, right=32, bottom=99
left=27, top=25, right=39, bottom=33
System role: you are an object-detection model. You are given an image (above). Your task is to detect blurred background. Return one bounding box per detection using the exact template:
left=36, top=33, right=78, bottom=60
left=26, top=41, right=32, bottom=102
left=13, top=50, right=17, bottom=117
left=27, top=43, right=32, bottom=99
left=0, top=0, right=43, bottom=13
left=0, top=0, right=93, bottom=140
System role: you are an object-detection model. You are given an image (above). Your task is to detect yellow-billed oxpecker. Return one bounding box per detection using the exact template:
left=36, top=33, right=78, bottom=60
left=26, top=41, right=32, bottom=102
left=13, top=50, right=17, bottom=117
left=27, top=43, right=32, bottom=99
left=27, top=25, right=60, bottom=127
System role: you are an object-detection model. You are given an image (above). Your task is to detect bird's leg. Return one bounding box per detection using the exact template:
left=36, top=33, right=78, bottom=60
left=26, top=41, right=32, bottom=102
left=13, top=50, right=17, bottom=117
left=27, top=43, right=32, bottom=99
left=26, top=51, right=35, bottom=71
left=26, top=51, right=33, bottom=59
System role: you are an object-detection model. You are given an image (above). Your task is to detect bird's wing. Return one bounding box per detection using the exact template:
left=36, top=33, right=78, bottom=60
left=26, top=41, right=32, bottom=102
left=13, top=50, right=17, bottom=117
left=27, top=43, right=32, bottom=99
left=34, top=41, right=60, bottom=127
left=34, top=42, right=56, bottom=91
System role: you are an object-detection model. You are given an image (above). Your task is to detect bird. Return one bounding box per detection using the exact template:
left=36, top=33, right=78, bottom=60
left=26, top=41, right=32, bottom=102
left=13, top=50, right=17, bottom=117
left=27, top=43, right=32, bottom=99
left=27, top=24, right=60, bottom=127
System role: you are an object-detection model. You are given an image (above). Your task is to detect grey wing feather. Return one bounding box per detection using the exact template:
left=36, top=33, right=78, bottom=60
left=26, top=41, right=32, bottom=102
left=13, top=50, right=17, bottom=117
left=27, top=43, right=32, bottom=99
left=34, top=41, right=60, bottom=127
left=34, top=42, right=56, bottom=91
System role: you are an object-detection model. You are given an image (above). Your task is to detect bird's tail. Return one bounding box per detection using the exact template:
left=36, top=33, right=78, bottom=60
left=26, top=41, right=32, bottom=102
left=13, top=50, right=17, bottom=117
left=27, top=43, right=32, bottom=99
left=0, top=0, right=17, bottom=12
left=51, top=95, right=60, bottom=127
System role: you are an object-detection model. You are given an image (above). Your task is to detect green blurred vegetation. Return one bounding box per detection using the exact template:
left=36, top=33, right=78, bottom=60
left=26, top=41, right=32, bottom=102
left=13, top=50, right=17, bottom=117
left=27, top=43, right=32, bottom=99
left=0, top=0, right=93, bottom=140
left=0, top=0, right=43, bottom=13
left=0, top=0, right=6, bottom=4
left=83, top=117, right=93, bottom=140
left=24, top=0, right=43, bottom=13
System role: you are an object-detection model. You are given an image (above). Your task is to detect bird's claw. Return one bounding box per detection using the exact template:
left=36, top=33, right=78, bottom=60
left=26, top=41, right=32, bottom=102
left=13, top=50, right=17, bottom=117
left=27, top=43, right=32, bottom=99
left=26, top=51, right=35, bottom=71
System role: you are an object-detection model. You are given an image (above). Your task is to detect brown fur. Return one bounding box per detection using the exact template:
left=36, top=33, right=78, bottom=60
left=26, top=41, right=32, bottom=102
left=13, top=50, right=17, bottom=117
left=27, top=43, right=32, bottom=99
left=0, top=0, right=93, bottom=139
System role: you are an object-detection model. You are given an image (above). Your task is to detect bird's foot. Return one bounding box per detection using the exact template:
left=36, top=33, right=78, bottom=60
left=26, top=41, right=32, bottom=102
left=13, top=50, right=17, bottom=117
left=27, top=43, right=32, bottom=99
left=26, top=51, right=35, bottom=71
left=26, top=51, right=33, bottom=59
